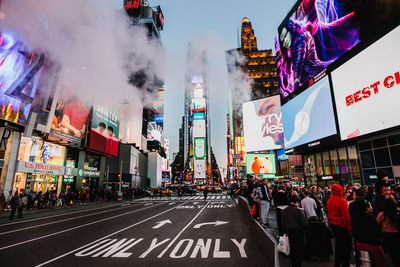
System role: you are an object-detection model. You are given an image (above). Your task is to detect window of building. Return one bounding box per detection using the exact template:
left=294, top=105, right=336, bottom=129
left=374, top=148, right=391, bottom=167
left=322, top=151, right=331, bottom=175
left=348, top=146, right=360, bottom=176
left=359, top=141, right=372, bottom=151
left=338, top=147, right=349, bottom=174
left=360, top=150, right=375, bottom=169
left=330, top=149, right=339, bottom=174
left=390, top=145, right=400, bottom=165
left=372, top=138, right=387, bottom=148
left=388, top=134, right=400, bottom=145
left=315, top=153, right=323, bottom=176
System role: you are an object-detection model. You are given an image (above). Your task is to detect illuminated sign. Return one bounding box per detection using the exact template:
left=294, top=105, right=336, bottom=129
left=193, top=113, right=204, bottom=120
left=194, top=138, right=206, bottom=159
left=124, top=0, right=140, bottom=10
left=277, top=148, right=288, bottom=161
left=193, top=85, right=204, bottom=99
left=331, top=26, right=400, bottom=140
left=191, top=76, right=204, bottom=84
left=191, top=98, right=206, bottom=113
left=78, top=169, right=100, bottom=177
left=245, top=154, right=276, bottom=175
left=16, top=161, right=65, bottom=175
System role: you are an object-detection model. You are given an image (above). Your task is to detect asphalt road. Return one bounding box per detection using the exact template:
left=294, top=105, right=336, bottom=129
left=0, top=195, right=270, bottom=267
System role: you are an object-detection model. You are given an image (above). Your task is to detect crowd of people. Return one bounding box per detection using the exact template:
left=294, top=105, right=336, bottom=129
left=0, top=187, right=149, bottom=220
left=240, top=171, right=400, bottom=267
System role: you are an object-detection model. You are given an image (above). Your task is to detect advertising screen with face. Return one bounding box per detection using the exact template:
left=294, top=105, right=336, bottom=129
left=242, top=95, right=284, bottom=152
left=282, top=76, right=336, bottom=149
left=246, top=154, right=276, bottom=175
left=275, top=0, right=360, bottom=98
left=89, top=104, right=120, bottom=156
left=331, top=26, right=400, bottom=140
left=49, top=92, right=90, bottom=147
left=194, top=159, right=206, bottom=179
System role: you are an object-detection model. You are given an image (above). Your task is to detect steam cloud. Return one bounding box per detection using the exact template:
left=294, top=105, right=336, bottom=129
left=0, top=0, right=165, bottom=107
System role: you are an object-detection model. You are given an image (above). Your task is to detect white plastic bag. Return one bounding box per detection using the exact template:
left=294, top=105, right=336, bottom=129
left=277, top=234, right=290, bottom=256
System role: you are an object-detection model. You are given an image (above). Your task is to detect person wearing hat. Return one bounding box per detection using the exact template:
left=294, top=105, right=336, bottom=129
left=281, top=195, right=308, bottom=267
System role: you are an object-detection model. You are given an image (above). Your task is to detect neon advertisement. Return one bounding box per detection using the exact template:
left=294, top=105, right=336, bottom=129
left=282, top=76, right=336, bottom=149
left=245, top=154, right=276, bottom=175
left=275, top=0, right=360, bottom=98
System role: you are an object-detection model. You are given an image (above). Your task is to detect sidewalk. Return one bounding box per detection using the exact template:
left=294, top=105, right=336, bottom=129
left=0, top=200, right=127, bottom=224
left=264, top=207, right=333, bottom=267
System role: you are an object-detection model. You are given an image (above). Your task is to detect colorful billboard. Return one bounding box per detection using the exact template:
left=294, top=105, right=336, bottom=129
left=277, top=148, right=288, bottom=161
left=194, top=137, right=206, bottom=159
left=0, top=33, right=56, bottom=126
left=163, top=138, right=170, bottom=160
left=193, top=119, right=206, bottom=138
left=193, top=112, right=204, bottom=120
left=49, top=93, right=90, bottom=147
left=89, top=104, right=120, bottom=156
left=147, top=121, right=163, bottom=142
left=331, top=26, right=400, bottom=140
left=242, top=95, right=284, bottom=152
left=194, top=159, right=206, bottom=179
left=191, top=98, right=206, bottom=113
left=275, top=0, right=360, bottom=98
left=246, top=153, right=276, bottom=175
left=282, top=76, right=336, bottom=149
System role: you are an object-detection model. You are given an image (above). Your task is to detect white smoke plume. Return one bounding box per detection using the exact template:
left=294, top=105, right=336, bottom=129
left=0, top=0, right=165, bottom=107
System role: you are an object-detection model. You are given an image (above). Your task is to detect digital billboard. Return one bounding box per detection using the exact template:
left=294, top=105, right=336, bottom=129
left=193, top=85, right=203, bottom=99
left=89, top=105, right=120, bottom=156
left=277, top=148, right=288, bottom=161
left=147, top=121, right=163, bottom=142
left=194, top=159, right=206, bottom=179
left=0, top=32, right=55, bottom=126
left=282, top=76, right=336, bottom=149
left=49, top=93, right=90, bottom=147
left=194, top=137, right=206, bottom=159
left=245, top=154, right=276, bottom=175
left=193, top=112, right=204, bottom=120
left=331, top=26, right=400, bottom=140
left=242, top=95, right=284, bottom=152
left=191, top=98, right=206, bottom=113
left=275, top=0, right=360, bottom=98
left=193, top=119, right=206, bottom=138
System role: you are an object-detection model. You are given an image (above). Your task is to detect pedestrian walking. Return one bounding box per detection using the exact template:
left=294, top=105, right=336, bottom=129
left=9, top=192, right=18, bottom=220
left=327, top=184, right=352, bottom=267
left=377, top=198, right=400, bottom=266
left=0, top=192, right=5, bottom=210
left=5, top=190, right=12, bottom=211
left=300, top=189, right=318, bottom=221
left=17, top=192, right=26, bottom=218
left=259, top=178, right=271, bottom=227
left=203, top=187, right=208, bottom=200
left=281, top=195, right=308, bottom=267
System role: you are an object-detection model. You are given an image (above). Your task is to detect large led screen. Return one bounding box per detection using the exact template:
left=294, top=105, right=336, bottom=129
left=331, top=26, right=400, bottom=140
left=89, top=105, right=120, bottom=156
left=49, top=93, right=90, bottom=147
left=282, top=76, right=336, bottom=149
left=0, top=32, right=56, bottom=126
left=246, top=153, right=276, bottom=175
left=275, top=0, right=360, bottom=98
left=242, top=95, right=284, bottom=152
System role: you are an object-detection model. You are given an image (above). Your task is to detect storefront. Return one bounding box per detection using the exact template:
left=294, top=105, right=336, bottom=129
left=302, top=145, right=361, bottom=187
left=13, top=137, right=66, bottom=194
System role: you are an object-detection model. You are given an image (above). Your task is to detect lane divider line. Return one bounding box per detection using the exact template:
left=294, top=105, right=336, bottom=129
left=35, top=201, right=189, bottom=267
left=0, top=203, right=144, bottom=236
left=0, top=202, right=134, bottom=227
left=157, top=200, right=210, bottom=258
left=0, top=202, right=167, bottom=252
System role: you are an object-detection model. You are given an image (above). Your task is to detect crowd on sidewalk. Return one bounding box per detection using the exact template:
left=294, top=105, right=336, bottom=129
left=239, top=171, right=400, bottom=267
left=0, top=187, right=148, bottom=220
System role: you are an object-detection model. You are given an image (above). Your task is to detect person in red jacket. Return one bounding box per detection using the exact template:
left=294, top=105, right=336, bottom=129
left=327, top=184, right=352, bottom=267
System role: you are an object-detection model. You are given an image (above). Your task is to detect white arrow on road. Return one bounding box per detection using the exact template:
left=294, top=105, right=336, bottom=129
left=193, top=221, right=229, bottom=229
left=152, top=220, right=172, bottom=229
left=144, top=203, right=153, bottom=206
left=168, top=202, right=176, bottom=205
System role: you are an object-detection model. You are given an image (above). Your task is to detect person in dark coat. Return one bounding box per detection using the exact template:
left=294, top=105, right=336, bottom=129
left=274, top=186, right=289, bottom=235
left=9, top=192, right=18, bottom=220
left=281, top=195, right=308, bottom=267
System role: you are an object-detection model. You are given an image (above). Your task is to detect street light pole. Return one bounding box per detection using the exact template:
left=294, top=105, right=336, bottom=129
left=119, top=160, right=123, bottom=194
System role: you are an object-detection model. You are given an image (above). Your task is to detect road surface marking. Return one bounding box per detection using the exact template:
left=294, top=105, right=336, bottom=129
left=0, top=204, right=142, bottom=236
left=0, top=203, right=129, bottom=227
left=144, top=203, right=153, bottom=206
left=168, top=202, right=176, bottom=205
left=0, top=203, right=165, bottom=252
left=139, top=238, right=170, bottom=258
left=190, top=239, right=212, bottom=258
left=35, top=202, right=188, bottom=266
left=152, top=220, right=172, bottom=229
left=170, top=239, right=194, bottom=258
left=213, top=239, right=230, bottom=258
left=157, top=201, right=210, bottom=258
left=193, top=221, right=229, bottom=229
left=210, top=196, right=216, bottom=199
left=231, top=239, right=247, bottom=258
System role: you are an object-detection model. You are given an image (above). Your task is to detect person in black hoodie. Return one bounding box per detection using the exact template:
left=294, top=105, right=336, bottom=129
left=282, top=195, right=307, bottom=267
left=274, top=186, right=289, bottom=235
left=351, top=195, right=385, bottom=266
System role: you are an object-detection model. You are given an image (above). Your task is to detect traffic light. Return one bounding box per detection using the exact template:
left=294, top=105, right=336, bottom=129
left=117, top=174, right=121, bottom=180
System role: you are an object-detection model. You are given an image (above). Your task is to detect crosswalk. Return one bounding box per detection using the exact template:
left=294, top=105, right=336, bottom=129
left=134, top=194, right=230, bottom=201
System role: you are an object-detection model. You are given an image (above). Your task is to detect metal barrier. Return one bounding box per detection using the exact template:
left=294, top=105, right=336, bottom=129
left=237, top=196, right=279, bottom=267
